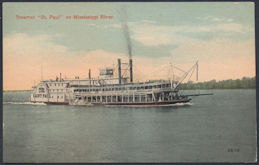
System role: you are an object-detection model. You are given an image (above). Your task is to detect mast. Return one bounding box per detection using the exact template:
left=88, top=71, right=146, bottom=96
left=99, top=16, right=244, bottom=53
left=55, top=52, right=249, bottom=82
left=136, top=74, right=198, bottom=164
left=118, top=59, right=122, bottom=84
left=174, top=62, right=199, bottom=89
left=196, top=60, right=199, bottom=81
left=169, top=63, right=173, bottom=89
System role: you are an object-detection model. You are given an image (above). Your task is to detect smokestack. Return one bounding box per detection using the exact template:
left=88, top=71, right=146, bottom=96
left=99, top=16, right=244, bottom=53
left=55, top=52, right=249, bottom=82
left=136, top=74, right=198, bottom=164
left=60, top=73, right=62, bottom=82
left=129, top=59, right=133, bottom=83
left=88, top=69, right=91, bottom=79
left=118, top=59, right=122, bottom=84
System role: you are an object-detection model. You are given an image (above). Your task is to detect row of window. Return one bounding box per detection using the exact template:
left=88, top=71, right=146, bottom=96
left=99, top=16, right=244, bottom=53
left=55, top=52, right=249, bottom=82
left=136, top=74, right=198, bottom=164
left=33, top=94, right=64, bottom=99
left=49, top=83, right=66, bottom=87
left=74, top=84, right=171, bottom=93
left=75, top=95, right=152, bottom=103
left=49, top=89, right=65, bottom=92
left=51, top=95, right=64, bottom=99
left=33, top=94, right=48, bottom=98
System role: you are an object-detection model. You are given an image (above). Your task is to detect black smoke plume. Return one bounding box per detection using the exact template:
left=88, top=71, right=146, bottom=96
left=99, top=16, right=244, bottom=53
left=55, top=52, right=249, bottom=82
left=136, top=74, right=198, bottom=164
left=120, top=7, right=132, bottom=59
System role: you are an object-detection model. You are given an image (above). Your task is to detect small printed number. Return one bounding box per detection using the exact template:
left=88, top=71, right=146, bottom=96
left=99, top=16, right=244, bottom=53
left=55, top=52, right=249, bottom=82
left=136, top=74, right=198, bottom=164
left=227, top=148, right=240, bottom=152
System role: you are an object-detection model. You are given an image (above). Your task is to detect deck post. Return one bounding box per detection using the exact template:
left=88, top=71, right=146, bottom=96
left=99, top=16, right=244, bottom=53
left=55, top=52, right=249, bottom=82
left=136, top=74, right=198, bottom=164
left=152, top=92, right=155, bottom=102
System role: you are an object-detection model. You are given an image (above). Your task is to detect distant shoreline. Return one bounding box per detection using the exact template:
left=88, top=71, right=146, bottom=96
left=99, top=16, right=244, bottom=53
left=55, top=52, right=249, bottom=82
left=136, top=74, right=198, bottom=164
left=3, top=90, right=32, bottom=92
left=180, top=77, right=255, bottom=90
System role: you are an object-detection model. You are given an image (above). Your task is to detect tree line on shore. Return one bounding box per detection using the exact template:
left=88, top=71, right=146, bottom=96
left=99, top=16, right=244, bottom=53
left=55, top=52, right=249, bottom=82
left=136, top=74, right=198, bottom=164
left=180, top=77, right=256, bottom=90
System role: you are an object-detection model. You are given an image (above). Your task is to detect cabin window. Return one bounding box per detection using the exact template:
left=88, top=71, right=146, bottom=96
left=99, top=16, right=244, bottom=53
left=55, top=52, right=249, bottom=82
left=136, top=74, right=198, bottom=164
left=39, top=88, right=45, bottom=93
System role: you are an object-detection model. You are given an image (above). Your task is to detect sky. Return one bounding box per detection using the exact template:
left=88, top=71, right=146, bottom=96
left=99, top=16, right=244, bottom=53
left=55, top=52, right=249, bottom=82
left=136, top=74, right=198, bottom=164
left=3, top=2, right=255, bottom=90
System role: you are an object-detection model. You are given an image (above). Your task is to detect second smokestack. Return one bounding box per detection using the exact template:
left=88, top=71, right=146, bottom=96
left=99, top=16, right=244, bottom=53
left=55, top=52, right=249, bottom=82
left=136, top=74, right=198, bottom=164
left=129, top=59, right=133, bottom=83
left=88, top=69, right=91, bottom=79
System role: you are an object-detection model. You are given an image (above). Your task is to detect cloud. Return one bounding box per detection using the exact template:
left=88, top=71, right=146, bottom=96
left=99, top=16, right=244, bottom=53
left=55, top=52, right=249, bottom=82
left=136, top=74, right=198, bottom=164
left=4, top=33, right=166, bottom=89
left=3, top=33, right=124, bottom=90
left=128, top=21, right=253, bottom=46
left=196, top=16, right=234, bottom=23
left=140, top=20, right=156, bottom=24
left=84, top=18, right=252, bottom=47
left=3, top=33, right=255, bottom=90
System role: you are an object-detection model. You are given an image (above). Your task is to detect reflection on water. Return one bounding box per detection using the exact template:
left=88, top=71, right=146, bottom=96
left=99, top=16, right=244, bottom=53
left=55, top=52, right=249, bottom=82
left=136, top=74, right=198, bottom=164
left=3, top=90, right=257, bottom=163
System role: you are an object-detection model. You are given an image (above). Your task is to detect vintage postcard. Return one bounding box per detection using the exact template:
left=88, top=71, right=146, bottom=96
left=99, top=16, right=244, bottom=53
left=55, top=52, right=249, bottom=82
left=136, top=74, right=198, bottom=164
left=2, top=2, right=256, bottom=163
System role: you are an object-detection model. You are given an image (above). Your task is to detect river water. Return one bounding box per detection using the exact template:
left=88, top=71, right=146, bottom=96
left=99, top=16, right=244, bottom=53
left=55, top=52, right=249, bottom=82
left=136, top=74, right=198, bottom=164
left=3, top=89, right=257, bottom=163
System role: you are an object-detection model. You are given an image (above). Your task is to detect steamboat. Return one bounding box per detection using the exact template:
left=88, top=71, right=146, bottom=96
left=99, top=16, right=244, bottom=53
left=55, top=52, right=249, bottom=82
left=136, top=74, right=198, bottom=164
left=30, top=58, right=199, bottom=106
